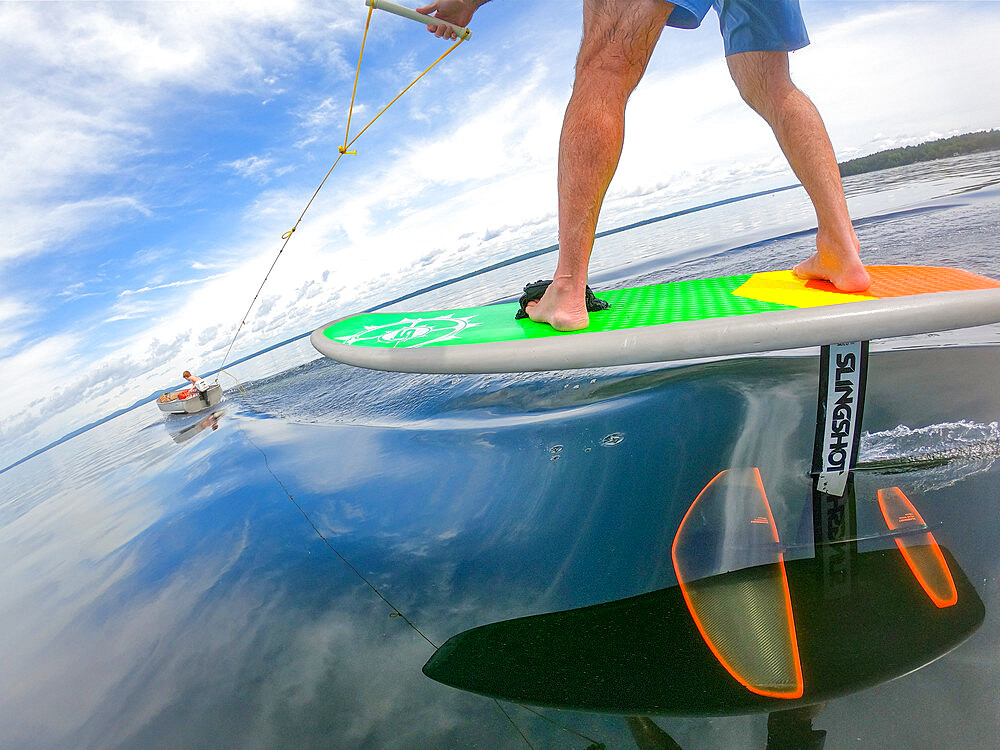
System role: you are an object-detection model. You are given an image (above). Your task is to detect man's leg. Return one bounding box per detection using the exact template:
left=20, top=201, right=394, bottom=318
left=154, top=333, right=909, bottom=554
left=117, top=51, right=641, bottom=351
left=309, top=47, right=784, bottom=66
left=726, top=51, right=870, bottom=291
left=527, top=0, right=674, bottom=331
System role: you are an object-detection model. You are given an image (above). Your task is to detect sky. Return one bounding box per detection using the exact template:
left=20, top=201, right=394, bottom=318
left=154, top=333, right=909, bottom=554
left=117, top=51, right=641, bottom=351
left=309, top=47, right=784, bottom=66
left=2, top=0, right=1000, bottom=466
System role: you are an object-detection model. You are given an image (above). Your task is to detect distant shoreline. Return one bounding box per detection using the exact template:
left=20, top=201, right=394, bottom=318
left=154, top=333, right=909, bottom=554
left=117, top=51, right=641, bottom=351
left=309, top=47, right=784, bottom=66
left=839, top=129, right=1000, bottom=177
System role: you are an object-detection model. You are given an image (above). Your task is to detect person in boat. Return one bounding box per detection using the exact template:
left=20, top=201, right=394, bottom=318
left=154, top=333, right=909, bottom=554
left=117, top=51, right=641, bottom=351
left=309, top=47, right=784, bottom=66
left=415, top=0, right=871, bottom=331
left=178, top=370, right=209, bottom=403
left=157, top=372, right=206, bottom=403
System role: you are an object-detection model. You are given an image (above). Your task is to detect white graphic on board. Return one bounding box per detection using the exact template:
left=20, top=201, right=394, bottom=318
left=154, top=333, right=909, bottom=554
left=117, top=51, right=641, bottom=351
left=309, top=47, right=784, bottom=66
left=336, top=314, right=480, bottom=348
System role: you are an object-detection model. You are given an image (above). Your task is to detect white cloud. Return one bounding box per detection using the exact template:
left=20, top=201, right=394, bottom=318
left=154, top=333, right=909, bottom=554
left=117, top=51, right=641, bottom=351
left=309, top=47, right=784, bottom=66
left=0, top=334, right=81, bottom=426
left=297, top=96, right=356, bottom=138
left=225, top=155, right=277, bottom=182
left=792, top=3, right=1000, bottom=153
left=0, top=298, right=30, bottom=326
left=118, top=272, right=230, bottom=297
left=0, top=0, right=359, bottom=268
left=0, top=299, right=32, bottom=352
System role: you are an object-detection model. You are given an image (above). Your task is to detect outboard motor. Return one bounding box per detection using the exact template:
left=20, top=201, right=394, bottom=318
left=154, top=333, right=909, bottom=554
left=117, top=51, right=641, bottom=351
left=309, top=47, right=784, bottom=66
left=194, top=378, right=210, bottom=405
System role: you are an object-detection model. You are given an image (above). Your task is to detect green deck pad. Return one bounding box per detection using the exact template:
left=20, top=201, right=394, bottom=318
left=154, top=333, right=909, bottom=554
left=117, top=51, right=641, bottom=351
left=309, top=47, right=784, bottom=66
left=321, top=274, right=798, bottom=350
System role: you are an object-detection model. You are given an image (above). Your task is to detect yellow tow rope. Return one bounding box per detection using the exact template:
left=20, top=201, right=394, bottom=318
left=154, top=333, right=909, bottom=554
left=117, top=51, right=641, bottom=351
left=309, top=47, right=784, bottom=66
left=217, top=5, right=466, bottom=378
left=217, top=369, right=248, bottom=395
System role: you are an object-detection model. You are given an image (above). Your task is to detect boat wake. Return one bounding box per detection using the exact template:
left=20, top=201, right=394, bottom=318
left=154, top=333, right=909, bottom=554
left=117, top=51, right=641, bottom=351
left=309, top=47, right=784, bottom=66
left=856, top=420, right=1000, bottom=491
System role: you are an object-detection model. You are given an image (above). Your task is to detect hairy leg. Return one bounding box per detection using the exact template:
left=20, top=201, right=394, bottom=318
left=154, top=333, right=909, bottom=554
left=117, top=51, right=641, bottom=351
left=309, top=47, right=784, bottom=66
left=726, top=51, right=870, bottom=291
left=527, top=0, right=673, bottom=330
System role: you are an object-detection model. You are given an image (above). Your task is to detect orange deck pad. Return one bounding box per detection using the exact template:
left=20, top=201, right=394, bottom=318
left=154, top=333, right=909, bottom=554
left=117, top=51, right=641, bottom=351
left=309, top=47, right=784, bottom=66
left=734, top=266, right=1000, bottom=309
left=818, top=266, right=1000, bottom=298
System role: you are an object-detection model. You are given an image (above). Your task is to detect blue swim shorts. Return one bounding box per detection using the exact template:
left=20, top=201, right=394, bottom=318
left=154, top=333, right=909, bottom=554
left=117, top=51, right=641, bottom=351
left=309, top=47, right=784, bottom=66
left=667, top=0, right=809, bottom=55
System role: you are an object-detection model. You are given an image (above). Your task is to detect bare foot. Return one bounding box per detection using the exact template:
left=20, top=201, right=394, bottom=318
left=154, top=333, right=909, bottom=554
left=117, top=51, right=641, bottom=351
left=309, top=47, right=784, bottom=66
left=793, top=231, right=871, bottom=292
left=524, top=278, right=590, bottom=331
left=793, top=253, right=871, bottom=291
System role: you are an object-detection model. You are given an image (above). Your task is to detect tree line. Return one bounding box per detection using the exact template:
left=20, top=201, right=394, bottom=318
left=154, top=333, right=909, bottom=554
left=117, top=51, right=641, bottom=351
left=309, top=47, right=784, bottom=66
left=839, top=129, right=1000, bottom=177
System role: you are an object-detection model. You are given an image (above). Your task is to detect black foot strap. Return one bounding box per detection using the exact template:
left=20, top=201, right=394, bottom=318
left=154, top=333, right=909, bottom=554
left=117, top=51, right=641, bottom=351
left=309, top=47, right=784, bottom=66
left=514, top=279, right=611, bottom=320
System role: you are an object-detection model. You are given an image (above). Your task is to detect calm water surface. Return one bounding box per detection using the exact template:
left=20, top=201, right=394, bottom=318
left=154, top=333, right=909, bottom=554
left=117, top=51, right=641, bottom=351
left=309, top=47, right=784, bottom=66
left=2, top=154, right=1000, bottom=749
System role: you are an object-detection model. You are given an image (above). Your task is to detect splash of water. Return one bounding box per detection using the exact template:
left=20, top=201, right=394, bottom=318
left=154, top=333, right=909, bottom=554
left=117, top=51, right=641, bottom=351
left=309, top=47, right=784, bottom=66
left=856, top=420, right=1000, bottom=491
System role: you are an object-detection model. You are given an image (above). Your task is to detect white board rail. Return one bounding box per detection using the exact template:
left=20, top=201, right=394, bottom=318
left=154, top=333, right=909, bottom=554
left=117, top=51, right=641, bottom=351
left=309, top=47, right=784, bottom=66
left=311, top=288, right=1000, bottom=374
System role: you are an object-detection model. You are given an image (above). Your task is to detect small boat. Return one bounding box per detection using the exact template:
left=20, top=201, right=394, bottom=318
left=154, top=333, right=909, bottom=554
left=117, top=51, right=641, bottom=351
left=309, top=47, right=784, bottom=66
left=156, top=380, right=224, bottom=415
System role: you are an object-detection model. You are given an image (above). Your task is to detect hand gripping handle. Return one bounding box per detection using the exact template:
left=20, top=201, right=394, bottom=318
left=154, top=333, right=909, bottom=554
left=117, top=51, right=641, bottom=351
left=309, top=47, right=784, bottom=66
left=366, top=0, right=472, bottom=40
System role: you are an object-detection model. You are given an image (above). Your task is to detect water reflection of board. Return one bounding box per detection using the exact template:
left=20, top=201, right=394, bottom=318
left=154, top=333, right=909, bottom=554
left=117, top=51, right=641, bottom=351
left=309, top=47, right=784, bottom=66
left=421, top=544, right=983, bottom=715
left=311, top=266, right=1000, bottom=374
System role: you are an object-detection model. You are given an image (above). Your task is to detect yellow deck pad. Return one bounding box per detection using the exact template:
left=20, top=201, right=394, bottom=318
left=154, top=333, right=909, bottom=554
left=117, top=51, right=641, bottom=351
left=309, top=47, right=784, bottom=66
left=732, top=270, right=876, bottom=308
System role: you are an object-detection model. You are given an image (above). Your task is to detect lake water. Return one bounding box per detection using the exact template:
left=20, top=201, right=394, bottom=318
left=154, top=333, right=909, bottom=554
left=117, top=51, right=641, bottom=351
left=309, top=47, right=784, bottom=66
left=2, top=153, right=1000, bottom=749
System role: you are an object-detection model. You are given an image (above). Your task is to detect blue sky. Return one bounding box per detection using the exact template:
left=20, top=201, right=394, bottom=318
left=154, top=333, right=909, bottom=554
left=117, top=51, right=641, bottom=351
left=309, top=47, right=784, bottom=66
left=3, top=0, right=1000, bottom=465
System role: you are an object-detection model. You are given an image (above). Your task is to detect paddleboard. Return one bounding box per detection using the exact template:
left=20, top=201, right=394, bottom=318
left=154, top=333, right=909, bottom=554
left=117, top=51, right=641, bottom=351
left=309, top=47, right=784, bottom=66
left=311, top=266, right=1000, bottom=373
